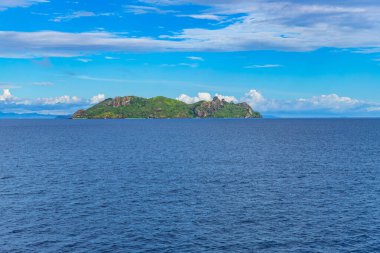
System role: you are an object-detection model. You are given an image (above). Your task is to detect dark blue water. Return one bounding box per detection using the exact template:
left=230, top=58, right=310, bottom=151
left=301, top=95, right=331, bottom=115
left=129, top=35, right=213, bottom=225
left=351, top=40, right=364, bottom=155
left=1, top=119, right=380, bottom=252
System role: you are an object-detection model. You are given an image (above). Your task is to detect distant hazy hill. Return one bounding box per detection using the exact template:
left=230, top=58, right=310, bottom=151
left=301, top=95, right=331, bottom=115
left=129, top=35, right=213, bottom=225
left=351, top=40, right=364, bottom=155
left=73, top=96, right=262, bottom=119
left=0, top=112, right=67, bottom=119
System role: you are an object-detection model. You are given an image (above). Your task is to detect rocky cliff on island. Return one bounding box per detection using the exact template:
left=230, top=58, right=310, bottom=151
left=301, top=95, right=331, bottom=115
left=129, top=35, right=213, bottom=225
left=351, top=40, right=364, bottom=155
left=73, top=96, right=262, bottom=119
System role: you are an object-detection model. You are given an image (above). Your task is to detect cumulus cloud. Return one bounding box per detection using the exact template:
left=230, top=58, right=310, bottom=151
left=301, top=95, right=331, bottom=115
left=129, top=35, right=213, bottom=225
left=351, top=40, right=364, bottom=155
left=0, top=89, right=13, bottom=101
left=177, top=92, right=237, bottom=104
left=177, top=92, right=212, bottom=104
left=176, top=88, right=380, bottom=117
left=296, top=94, right=360, bottom=111
left=241, top=89, right=266, bottom=107
left=215, top=93, right=237, bottom=103
left=239, top=89, right=380, bottom=116
left=90, top=94, right=106, bottom=104
left=0, top=89, right=104, bottom=115
left=36, top=95, right=82, bottom=105
left=1, top=88, right=380, bottom=117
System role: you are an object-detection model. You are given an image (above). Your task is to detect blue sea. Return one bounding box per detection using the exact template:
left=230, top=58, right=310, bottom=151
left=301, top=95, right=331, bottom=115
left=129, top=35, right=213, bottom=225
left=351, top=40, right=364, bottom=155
left=1, top=119, right=379, bottom=252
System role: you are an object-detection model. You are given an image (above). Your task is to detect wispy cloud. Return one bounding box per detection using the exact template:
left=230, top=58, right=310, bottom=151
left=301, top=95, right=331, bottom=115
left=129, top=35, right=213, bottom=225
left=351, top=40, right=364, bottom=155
left=161, top=63, right=198, bottom=68
left=187, top=56, right=204, bottom=61
left=245, top=64, right=282, bottom=69
left=0, top=83, right=20, bottom=89
left=105, top=56, right=119, bottom=60
left=0, top=0, right=48, bottom=11
left=124, top=5, right=175, bottom=15
left=76, top=58, right=92, bottom=63
left=0, top=31, right=182, bottom=58
left=32, top=82, right=54, bottom=86
left=2, top=1, right=380, bottom=58
left=137, top=0, right=380, bottom=52
left=177, top=14, right=223, bottom=21
left=74, top=75, right=130, bottom=83
left=51, top=11, right=113, bottom=22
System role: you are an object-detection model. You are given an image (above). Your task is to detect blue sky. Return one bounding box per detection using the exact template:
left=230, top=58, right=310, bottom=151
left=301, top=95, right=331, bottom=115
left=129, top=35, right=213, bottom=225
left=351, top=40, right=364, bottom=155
left=1, top=0, right=380, bottom=117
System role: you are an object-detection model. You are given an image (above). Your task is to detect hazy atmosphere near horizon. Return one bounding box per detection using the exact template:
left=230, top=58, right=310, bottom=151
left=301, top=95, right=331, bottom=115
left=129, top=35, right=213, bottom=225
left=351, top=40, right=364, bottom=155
left=2, top=0, right=380, bottom=117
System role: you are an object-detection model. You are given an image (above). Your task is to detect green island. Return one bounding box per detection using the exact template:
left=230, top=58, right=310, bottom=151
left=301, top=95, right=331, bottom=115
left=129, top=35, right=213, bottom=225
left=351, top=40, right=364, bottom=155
left=72, top=96, right=262, bottom=119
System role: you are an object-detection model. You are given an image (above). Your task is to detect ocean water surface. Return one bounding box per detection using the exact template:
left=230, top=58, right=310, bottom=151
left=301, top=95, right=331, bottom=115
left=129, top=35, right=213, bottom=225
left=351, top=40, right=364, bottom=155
left=0, top=119, right=379, bottom=252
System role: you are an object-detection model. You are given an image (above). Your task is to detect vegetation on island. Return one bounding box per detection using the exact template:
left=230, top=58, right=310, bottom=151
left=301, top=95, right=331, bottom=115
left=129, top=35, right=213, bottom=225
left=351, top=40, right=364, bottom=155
left=73, top=96, right=262, bottom=119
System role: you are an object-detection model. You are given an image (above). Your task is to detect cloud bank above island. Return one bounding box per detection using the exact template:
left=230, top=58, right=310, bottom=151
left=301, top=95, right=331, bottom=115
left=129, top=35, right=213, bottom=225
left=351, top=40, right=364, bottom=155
left=177, top=89, right=380, bottom=117
left=1, top=88, right=379, bottom=117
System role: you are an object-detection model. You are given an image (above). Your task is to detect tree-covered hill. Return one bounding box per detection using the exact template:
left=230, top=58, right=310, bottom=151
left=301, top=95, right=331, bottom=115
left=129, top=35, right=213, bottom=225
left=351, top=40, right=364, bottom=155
left=73, top=96, right=262, bottom=119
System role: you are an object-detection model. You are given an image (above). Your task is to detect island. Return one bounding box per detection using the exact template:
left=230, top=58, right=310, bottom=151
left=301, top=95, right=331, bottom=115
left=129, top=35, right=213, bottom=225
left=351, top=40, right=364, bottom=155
left=72, top=96, right=262, bottom=119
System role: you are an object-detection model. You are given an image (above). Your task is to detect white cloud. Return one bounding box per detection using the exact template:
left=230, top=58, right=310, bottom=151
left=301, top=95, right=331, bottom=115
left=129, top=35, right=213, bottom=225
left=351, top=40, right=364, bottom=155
left=90, top=94, right=106, bottom=104
left=2, top=1, right=380, bottom=57
left=241, top=89, right=266, bottom=107
left=215, top=93, right=237, bottom=103
left=366, top=107, right=380, bottom=112
left=161, top=63, right=198, bottom=68
left=141, top=0, right=380, bottom=52
left=295, top=94, right=360, bottom=111
left=105, top=56, right=119, bottom=60
left=3, top=8, right=380, bottom=59
left=176, top=88, right=373, bottom=115
left=179, top=63, right=198, bottom=68
left=0, top=89, right=13, bottom=101
left=177, top=14, right=223, bottom=21
left=239, top=89, right=376, bottom=115
left=36, top=95, right=82, bottom=105
left=177, top=92, right=237, bottom=104
left=0, top=0, right=48, bottom=10
left=245, top=64, right=282, bottom=69
left=1, top=87, right=380, bottom=117
left=124, top=5, right=175, bottom=15
left=187, top=56, right=204, bottom=61
left=77, top=58, right=92, bottom=63
left=0, top=89, right=104, bottom=115
left=177, top=92, right=212, bottom=104
left=51, top=11, right=97, bottom=22
left=0, top=31, right=184, bottom=58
